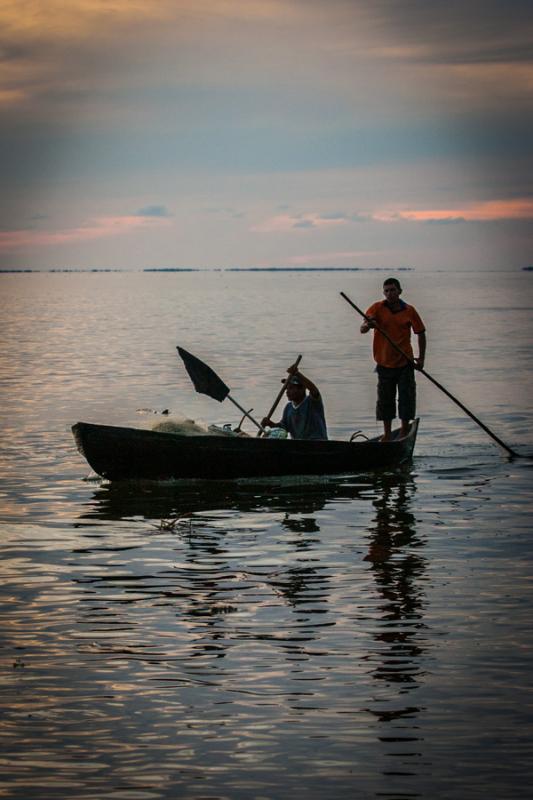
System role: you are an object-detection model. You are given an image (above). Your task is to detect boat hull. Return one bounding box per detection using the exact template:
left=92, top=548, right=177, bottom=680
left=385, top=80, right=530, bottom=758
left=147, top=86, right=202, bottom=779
left=72, top=420, right=419, bottom=481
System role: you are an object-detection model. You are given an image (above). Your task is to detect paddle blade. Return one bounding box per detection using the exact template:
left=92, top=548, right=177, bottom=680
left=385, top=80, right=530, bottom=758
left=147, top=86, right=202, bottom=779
left=177, top=347, right=230, bottom=402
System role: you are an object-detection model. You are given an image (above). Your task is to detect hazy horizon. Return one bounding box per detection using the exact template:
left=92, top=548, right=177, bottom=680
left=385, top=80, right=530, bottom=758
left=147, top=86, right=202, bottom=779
left=1, top=1, right=532, bottom=272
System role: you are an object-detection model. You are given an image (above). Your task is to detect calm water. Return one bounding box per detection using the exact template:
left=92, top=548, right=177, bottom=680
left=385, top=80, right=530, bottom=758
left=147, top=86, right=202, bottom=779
left=1, top=270, right=533, bottom=799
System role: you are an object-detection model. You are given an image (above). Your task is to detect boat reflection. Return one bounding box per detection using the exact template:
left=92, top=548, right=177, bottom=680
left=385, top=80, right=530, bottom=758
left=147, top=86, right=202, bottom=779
left=77, top=470, right=427, bottom=625
left=70, top=467, right=432, bottom=791
left=77, top=472, right=399, bottom=521
left=77, top=471, right=428, bottom=622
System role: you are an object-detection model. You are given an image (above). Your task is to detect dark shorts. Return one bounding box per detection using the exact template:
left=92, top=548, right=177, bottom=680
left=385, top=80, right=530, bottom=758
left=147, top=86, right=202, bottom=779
left=376, top=364, right=416, bottom=422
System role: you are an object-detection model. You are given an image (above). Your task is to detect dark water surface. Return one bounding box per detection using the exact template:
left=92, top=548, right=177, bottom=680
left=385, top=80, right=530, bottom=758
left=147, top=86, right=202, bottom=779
left=1, top=270, right=532, bottom=798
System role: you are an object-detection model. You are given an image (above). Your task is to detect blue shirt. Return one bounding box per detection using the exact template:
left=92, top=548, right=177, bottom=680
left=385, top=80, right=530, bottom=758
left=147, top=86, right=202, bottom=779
left=281, top=394, right=328, bottom=440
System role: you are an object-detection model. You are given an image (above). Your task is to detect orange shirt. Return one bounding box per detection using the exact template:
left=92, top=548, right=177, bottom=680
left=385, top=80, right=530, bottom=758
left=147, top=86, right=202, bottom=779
left=365, top=300, right=425, bottom=368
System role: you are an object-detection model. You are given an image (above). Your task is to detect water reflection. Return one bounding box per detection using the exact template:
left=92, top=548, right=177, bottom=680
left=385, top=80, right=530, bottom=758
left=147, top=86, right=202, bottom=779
left=281, top=513, right=320, bottom=535
left=363, top=472, right=428, bottom=791
left=78, top=474, right=429, bottom=662
left=50, top=472, right=431, bottom=796
left=365, top=472, right=427, bottom=686
left=77, top=474, right=428, bottom=631
left=77, top=476, right=367, bottom=522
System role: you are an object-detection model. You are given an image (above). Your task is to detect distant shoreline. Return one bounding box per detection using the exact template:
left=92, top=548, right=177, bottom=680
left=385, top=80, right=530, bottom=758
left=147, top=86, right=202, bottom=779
left=0, top=266, right=414, bottom=274
left=1, top=266, right=529, bottom=275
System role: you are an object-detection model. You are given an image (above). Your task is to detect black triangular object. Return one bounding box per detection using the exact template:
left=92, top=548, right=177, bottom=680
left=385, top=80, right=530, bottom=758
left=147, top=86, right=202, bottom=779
left=177, top=347, right=230, bottom=402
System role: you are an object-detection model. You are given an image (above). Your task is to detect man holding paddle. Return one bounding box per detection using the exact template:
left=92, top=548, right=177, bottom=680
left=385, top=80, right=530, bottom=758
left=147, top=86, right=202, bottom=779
left=360, top=278, right=426, bottom=441
left=261, top=364, right=328, bottom=440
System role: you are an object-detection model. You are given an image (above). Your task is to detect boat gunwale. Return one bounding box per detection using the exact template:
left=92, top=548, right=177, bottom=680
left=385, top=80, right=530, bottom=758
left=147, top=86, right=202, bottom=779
left=72, top=419, right=418, bottom=448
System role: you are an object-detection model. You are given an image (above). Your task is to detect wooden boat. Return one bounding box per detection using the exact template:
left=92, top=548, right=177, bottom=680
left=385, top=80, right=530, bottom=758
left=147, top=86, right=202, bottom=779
left=71, top=419, right=419, bottom=481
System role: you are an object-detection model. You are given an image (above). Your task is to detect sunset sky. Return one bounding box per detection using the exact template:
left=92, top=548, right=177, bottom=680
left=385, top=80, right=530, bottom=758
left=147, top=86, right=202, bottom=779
left=1, top=0, right=532, bottom=271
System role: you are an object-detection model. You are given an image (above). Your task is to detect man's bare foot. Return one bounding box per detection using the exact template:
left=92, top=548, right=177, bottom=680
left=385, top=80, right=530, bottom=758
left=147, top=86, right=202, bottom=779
left=381, top=421, right=392, bottom=442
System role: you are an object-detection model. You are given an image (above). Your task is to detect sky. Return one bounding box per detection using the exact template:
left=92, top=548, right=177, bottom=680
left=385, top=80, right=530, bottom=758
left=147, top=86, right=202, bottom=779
left=1, top=0, right=532, bottom=271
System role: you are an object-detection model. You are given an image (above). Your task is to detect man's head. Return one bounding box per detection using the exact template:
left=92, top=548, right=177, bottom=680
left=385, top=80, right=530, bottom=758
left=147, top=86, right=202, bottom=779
left=383, top=277, right=402, bottom=304
left=285, top=374, right=306, bottom=403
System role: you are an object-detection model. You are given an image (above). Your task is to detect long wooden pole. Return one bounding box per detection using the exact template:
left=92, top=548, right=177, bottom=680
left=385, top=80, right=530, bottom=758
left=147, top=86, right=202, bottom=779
left=257, top=354, right=303, bottom=437
left=340, top=291, right=519, bottom=458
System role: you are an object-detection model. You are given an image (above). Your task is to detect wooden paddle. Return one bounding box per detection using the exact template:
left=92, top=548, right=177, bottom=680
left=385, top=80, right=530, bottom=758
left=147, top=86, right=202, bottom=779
left=177, top=347, right=267, bottom=434
left=256, top=354, right=303, bottom=437
left=340, top=291, right=519, bottom=458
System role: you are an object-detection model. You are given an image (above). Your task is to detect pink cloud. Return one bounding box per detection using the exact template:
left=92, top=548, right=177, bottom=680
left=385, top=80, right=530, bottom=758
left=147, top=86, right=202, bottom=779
left=251, top=198, right=533, bottom=237
left=0, top=214, right=171, bottom=252
left=374, top=198, right=533, bottom=223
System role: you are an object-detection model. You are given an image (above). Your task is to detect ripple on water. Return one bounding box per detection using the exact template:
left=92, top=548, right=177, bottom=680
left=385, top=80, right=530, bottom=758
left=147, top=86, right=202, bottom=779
left=1, top=446, right=533, bottom=794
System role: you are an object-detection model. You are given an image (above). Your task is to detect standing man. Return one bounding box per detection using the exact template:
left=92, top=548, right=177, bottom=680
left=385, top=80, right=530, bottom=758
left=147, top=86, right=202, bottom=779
left=360, top=278, right=426, bottom=440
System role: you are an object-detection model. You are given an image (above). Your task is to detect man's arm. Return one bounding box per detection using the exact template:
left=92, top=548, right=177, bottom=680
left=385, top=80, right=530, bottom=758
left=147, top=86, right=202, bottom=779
left=360, top=305, right=377, bottom=334
left=289, top=368, right=320, bottom=399
left=415, top=331, right=426, bottom=370
left=261, top=415, right=283, bottom=428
